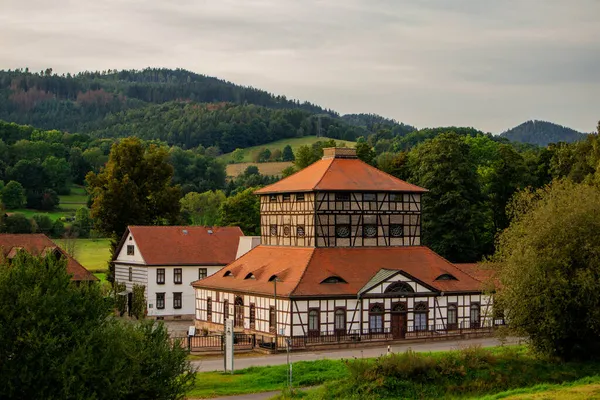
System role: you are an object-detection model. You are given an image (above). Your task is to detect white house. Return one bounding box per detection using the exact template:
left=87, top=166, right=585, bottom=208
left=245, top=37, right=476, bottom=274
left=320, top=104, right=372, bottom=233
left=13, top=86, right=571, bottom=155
left=193, top=148, right=498, bottom=347
left=113, top=225, right=247, bottom=319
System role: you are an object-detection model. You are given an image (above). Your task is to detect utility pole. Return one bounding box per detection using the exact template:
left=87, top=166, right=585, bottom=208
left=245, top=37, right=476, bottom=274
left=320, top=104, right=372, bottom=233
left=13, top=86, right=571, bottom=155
left=274, top=277, right=277, bottom=351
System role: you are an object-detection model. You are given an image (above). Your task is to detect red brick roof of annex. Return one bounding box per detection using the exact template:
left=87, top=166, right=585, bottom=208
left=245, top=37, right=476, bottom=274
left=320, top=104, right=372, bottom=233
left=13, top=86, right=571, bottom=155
left=192, top=246, right=485, bottom=297
left=120, top=226, right=245, bottom=266
left=0, top=234, right=97, bottom=281
left=254, top=148, right=427, bottom=194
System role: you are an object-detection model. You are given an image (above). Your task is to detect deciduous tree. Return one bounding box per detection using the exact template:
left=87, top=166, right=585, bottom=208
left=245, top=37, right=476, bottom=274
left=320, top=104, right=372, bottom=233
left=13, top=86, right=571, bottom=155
left=219, top=187, right=259, bottom=235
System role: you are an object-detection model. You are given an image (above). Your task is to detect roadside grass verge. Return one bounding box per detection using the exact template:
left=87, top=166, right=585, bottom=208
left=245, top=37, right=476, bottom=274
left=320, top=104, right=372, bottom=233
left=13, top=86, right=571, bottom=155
left=187, top=359, right=347, bottom=399
left=270, top=346, right=600, bottom=400
left=478, top=375, right=600, bottom=399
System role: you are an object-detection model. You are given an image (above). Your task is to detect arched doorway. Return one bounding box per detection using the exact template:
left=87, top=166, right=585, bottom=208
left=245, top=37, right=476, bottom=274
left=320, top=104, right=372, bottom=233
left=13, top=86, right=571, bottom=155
left=391, top=302, right=407, bottom=339
left=234, top=296, right=244, bottom=328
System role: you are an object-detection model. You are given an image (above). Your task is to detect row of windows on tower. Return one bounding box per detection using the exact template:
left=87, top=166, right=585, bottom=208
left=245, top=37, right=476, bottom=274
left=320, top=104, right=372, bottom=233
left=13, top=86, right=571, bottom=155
left=268, top=224, right=404, bottom=238
left=268, top=193, right=405, bottom=202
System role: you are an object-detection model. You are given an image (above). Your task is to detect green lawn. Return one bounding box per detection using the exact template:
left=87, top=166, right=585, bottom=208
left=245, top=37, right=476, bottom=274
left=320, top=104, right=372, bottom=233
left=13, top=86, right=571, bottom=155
left=7, top=208, right=73, bottom=222
left=219, top=136, right=356, bottom=163
left=6, top=185, right=88, bottom=221
left=59, top=185, right=88, bottom=204
left=55, top=238, right=112, bottom=272
left=188, top=360, right=347, bottom=399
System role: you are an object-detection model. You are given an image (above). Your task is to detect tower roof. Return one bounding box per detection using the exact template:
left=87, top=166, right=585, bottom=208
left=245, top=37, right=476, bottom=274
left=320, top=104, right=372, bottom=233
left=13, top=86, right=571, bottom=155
left=254, top=148, right=427, bottom=194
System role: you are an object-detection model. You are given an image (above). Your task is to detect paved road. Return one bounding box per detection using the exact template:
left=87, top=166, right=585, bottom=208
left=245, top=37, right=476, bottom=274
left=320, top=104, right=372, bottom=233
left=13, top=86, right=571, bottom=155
left=192, top=336, right=522, bottom=372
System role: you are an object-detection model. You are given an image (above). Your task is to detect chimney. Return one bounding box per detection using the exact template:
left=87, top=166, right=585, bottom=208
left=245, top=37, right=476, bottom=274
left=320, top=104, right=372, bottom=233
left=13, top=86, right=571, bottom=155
left=322, top=147, right=357, bottom=160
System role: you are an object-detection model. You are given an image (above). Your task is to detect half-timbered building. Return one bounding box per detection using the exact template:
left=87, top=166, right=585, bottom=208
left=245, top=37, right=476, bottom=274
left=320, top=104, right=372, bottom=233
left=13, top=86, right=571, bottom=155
left=192, top=148, right=495, bottom=346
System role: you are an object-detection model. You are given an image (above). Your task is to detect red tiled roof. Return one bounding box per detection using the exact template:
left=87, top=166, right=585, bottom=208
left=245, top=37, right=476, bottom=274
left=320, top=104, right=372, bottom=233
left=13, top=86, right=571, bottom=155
left=193, top=246, right=484, bottom=296
left=0, top=234, right=97, bottom=281
left=454, top=263, right=498, bottom=287
left=123, top=226, right=244, bottom=266
left=254, top=157, right=427, bottom=194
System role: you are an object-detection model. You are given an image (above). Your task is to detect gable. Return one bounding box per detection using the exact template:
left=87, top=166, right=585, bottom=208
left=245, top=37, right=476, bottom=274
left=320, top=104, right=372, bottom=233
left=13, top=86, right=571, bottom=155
left=114, top=230, right=146, bottom=265
left=361, top=271, right=435, bottom=296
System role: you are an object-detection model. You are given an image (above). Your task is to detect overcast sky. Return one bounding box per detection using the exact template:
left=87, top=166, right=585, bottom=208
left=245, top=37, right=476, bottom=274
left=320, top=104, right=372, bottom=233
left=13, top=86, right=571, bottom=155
left=1, top=0, right=598, bottom=133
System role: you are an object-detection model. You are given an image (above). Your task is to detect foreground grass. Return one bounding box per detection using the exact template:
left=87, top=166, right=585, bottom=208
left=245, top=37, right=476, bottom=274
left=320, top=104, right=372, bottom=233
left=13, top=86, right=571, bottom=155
left=266, top=346, right=600, bottom=400
left=187, top=360, right=347, bottom=398
left=480, top=375, right=600, bottom=399
left=56, top=238, right=112, bottom=271
left=219, top=136, right=356, bottom=163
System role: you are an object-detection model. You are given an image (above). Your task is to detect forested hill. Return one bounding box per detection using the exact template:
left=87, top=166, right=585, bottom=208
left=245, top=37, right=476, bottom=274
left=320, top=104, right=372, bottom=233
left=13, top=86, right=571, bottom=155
left=500, top=120, right=586, bottom=146
left=0, top=68, right=416, bottom=151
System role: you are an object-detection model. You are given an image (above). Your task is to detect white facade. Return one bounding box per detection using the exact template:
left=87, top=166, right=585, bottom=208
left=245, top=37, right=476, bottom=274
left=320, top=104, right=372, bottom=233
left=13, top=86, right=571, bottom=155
left=114, top=231, right=258, bottom=319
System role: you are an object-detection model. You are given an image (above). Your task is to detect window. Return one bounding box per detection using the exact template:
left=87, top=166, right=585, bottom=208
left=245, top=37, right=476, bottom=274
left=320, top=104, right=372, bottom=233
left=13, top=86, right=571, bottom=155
left=234, top=296, right=244, bottom=327
left=363, top=193, right=376, bottom=201
left=363, top=224, right=377, bottom=238
left=128, top=267, right=132, bottom=281
left=390, top=193, right=403, bottom=202
left=157, top=268, right=165, bottom=284
left=127, top=245, right=135, bottom=255
left=385, top=281, right=414, bottom=294
left=198, top=268, right=207, bottom=279
left=335, top=224, right=351, bottom=238
left=297, top=225, right=305, bottom=237
left=269, top=195, right=277, bottom=202
left=308, top=309, right=320, bottom=336
left=223, top=270, right=233, bottom=277
left=296, top=193, right=305, bottom=201
left=156, top=293, right=165, bottom=309
left=282, top=194, right=291, bottom=202
left=174, top=268, right=182, bottom=284
left=392, top=302, right=407, bottom=312
left=270, top=224, right=277, bottom=236
left=269, top=306, right=276, bottom=331
left=369, top=304, right=384, bottom=333
left=283, top=225, right=291, bottom=236
left=207, top=297, right=212, bottom=321
left=224, top=300, right=229, bottom=320
left=249, top=303, right=256, bottom=328
left=320, top=276, right=347, bottom=284
left=173, top=292, right=182, bottom=309
left=268, top=275, right=279, bottom=282
left=334, top=308, right=346, bottom=334
left=244, top=273, right=256, bottom=280
left=335, top=193, right=350, bottom=201
left=414, top=301, right=428, bottom=331
left=435, top=273, right=457, bottom=281
left=470, top=303, right=481, bottom=328
left=447, top=304, right=458, bottom=330
left=390, top=224, right=404, bottom=238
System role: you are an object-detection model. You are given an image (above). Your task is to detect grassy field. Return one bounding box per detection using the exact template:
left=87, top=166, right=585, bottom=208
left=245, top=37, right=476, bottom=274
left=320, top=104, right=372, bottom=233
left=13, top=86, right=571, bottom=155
left=6, top=185, right=89, bottom=221
left=219, top=136, right=356, bottom=163
left=189, top=346, right=600, bottom=400
left=55, top=238, right=112, bottom=272
left=226, top=161, right=293, bottom=177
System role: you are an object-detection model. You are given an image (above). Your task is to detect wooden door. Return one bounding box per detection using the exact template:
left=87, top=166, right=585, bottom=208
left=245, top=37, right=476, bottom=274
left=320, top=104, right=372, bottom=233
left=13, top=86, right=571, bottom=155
left=391, top=313, right=407, bottom=339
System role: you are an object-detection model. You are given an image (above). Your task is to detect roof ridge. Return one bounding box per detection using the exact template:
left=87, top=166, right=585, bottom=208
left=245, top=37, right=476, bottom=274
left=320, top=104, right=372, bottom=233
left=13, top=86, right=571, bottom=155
left=289, top=247, right=317, bottom=296
left=312, top=157, right=335, bottom=191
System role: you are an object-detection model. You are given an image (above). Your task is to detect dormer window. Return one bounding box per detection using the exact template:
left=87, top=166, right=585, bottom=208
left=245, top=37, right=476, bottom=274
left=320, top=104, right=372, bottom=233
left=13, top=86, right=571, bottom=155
left=244, top=273, right=256, bottom=280
left=268, top=275, right=279, bottom=282
left=320, top=276, right=347, bottom=284
left=435, top=273, right=458, bottom=281
left=223, top=271, right=233, bottom=277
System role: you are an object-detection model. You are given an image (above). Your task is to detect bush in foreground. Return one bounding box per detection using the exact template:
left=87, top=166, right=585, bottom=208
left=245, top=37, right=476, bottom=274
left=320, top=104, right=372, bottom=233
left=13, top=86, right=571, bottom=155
left=0, top=252, right=194, bottom=399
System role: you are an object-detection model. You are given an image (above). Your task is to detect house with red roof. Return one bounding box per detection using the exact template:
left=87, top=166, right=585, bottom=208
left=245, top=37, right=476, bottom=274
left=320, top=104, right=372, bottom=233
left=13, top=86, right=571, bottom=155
left=113, top=226, right=247, bottom=319
left=0, top=234, right=97, bottom=282
left=192, top=148, right=496, bottom=346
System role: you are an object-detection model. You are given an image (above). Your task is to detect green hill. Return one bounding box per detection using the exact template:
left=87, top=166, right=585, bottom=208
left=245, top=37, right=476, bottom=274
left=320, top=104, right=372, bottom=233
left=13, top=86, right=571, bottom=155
left=220, top=136, right=357, bottom=163
left=500, top=120, right=586, bottom=146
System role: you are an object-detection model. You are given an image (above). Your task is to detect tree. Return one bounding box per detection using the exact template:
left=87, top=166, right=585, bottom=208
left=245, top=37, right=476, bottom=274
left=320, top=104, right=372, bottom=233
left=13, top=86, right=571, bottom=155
left=270, top=148, right=282, bottom=161
left=493, top=180, right=600, bottom=360
left=281, top=165, right=297, bottom=178
left=294, top=145, right=317, bottom=169
left=408, top=133, right=487, bottom=262
left=51, top=219, right=65, bottom=238
left=72, top=207, right=92, bottom=237
left=219, top=187, right=260, bottom=235
left=42, top=156, right=71, bottom=195
left=355, top=140, right=376, bottom=165
left=231, top=148, right=245, bottom=162
left=180, top=190, right=226, bottom=226
left=257, top=148, right=271, bottom=162
left=0, top=252, right=195, bottom=399
left=282, top=144, right=295, bottom=161
left=3, top=213, right=33, bottom=233
left=39, top=189, right=59, bottom=211
left=86, top=137, right=181, bottom=238
left=32, top=214, right=53, bottom=234
left=1, top=181, right=25, bottom=209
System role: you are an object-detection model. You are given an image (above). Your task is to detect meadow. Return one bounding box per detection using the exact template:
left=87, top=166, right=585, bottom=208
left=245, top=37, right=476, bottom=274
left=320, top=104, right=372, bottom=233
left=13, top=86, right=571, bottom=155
left=219, top=136, right=357, bottom=164
left=188, top=346, right=600, bottom=400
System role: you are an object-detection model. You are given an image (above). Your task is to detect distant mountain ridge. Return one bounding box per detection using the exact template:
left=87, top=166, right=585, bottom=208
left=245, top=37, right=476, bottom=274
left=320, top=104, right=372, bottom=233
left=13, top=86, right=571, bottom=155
left=500, top=120, right=586, bottom=146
